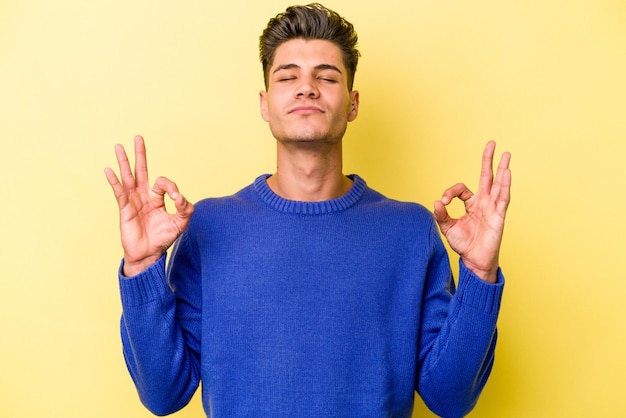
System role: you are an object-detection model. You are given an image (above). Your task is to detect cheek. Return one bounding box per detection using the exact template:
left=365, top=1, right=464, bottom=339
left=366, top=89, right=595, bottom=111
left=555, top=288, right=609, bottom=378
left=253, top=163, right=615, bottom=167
left=261, top=98, right=283, bottom=123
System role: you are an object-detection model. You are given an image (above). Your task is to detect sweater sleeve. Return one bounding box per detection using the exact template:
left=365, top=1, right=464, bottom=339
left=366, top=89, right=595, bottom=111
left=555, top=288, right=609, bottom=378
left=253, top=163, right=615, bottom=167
left=416, top=222, right=504, bottom=418
left=118, top=231, right=202, bottom=416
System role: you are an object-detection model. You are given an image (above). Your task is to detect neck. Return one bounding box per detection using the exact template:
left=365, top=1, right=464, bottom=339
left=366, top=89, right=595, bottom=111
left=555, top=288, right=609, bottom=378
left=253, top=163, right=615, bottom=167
left=267, top=141, right=352, bottom=202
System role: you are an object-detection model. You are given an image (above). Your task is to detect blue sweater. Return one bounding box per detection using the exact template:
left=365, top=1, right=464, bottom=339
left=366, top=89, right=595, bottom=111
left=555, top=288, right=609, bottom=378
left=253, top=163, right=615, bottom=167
left=118, top=174, right=504, bottom=418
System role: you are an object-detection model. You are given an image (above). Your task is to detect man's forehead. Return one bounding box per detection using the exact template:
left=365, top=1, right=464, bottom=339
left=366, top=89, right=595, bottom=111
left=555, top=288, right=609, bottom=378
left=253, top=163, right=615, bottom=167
left=271, top=39, right=346, bottom=71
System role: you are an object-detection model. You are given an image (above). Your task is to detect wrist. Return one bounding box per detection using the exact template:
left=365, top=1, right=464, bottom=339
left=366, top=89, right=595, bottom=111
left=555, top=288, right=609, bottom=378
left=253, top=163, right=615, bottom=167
left=122, top=254, right=163, bottom=277
left=461, top=258, right=499, bottom=284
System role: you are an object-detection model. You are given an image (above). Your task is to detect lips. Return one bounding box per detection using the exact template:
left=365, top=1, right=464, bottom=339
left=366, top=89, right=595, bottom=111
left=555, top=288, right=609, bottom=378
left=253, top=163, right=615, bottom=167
left=288, top=106, right=324, bottom=114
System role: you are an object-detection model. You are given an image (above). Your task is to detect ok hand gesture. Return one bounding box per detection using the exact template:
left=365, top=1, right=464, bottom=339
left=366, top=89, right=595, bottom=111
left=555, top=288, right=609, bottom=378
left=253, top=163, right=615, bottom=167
left=433, top=141, right=511, bottom=283
left=104, top=135, right=194, bottom=277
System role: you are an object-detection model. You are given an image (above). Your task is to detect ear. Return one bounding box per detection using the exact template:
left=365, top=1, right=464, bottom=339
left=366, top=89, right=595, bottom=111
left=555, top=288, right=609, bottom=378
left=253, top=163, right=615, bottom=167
left=348, top=90, right=360, bottom=122
left=259, top=90, right=270, bottom=122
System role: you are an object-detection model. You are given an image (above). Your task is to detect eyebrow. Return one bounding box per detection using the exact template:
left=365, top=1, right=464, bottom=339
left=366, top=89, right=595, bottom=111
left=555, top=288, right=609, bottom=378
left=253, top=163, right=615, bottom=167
left=272, top=63, right=343, bottom=75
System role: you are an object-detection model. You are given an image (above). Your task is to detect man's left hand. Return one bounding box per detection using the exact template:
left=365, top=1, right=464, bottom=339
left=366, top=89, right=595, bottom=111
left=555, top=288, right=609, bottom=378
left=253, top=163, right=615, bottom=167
left=433, top=141, right=512, bottom=284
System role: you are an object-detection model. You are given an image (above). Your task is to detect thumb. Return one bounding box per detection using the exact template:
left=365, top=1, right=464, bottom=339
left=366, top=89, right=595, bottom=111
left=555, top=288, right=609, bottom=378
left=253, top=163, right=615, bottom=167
left=152, top=176, right=180, bottom=200
left=173, top=193, right=194, bottom=219
left=433, top=200, right=454, bottom=233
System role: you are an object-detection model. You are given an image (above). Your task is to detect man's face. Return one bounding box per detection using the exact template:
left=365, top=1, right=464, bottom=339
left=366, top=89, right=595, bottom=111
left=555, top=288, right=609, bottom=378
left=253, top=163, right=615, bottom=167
left=260, top=38, right=359, bottom=145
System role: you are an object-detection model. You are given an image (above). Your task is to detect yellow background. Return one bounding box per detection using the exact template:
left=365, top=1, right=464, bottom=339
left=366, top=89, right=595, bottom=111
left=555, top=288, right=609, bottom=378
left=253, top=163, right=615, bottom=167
left=1, top=0, right=625, bottom=417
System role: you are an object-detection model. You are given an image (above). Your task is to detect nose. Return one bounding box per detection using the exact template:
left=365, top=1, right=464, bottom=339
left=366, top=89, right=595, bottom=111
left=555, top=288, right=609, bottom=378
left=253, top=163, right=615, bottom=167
left=295, top=76, right=319, bottom=99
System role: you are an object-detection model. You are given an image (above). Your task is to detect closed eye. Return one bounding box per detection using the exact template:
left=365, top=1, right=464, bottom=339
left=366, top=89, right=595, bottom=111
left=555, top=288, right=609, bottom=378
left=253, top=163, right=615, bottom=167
left=274, top=73, right=297, bottom=82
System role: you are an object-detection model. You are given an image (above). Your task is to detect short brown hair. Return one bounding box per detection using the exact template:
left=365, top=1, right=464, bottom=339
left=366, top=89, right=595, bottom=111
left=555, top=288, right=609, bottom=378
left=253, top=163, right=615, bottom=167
left=259, top=3, right=360, bottom=90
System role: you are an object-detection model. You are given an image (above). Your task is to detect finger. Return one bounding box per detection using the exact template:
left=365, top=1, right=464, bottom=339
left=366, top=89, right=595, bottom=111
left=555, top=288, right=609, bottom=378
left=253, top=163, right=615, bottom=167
left=104, top=167, right=129, bottom=208
left=153, top=176, right=194, bottom=222
left=104, top=166, right=120, bottom=188
left=495, top=163, right=512, bottom=215
left=114, top=143, right=136, bottom=192
left=173, top=193, right=195, bottom=220
left=440, top=182, right=474, bottom=205
left=490, top=151, right=511, bottom=198
left=152, top=176, right=180, bottom=201
left=134, top=135, right=149, bottom=187
left=477, top=141, right=496, bottom=194
left=433, top=200, right=454, bottom=234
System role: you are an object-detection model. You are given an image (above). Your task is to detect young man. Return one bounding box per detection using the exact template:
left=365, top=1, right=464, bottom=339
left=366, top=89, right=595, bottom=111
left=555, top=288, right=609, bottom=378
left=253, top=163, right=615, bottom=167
left=105, top=4, right=511, bottom=417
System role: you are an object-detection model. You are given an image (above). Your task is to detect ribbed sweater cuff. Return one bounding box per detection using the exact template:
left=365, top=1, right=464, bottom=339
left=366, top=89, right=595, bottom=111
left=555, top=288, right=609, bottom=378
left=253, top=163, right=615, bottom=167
left=118, top=254, right=169, bottom=307
left=456, top=260, right=505, bottom=315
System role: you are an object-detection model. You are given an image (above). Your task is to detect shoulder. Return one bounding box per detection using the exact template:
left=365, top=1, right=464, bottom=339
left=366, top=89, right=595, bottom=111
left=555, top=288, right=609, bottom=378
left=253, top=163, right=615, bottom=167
left=194, top=182, right=257, bottom=210
left=351, top=184, right=444, bottom=256
left=359, top=184, right=434, bottom=225
left=187, top=181, right=262, bottom=227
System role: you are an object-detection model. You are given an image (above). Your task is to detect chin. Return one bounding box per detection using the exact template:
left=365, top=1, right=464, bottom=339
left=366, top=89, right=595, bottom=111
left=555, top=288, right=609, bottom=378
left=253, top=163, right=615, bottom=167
left=275, top=127, right=346, bottom=145
left=281, top=135, right=340, bottom=145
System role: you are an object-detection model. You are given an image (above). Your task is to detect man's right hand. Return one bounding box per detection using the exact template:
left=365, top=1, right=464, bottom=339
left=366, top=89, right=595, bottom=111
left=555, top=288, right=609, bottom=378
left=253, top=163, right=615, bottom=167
left=104, top=135, right=194, bottom=277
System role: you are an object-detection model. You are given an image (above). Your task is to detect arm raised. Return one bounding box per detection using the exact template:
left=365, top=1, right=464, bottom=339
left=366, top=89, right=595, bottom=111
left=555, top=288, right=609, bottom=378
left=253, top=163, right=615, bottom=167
left=104, top=135, right=194, bottom=276
left=433, top=141, right=511, bottom=283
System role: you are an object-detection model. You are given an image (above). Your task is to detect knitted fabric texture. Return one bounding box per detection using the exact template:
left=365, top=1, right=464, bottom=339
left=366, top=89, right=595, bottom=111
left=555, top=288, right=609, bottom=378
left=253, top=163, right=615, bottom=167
left=118, top=174, right=504, bottom=417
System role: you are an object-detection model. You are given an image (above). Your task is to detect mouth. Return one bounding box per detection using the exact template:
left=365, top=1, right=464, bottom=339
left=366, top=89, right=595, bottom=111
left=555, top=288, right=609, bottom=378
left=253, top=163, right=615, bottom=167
left=288, top=106, right=324, bottom=115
